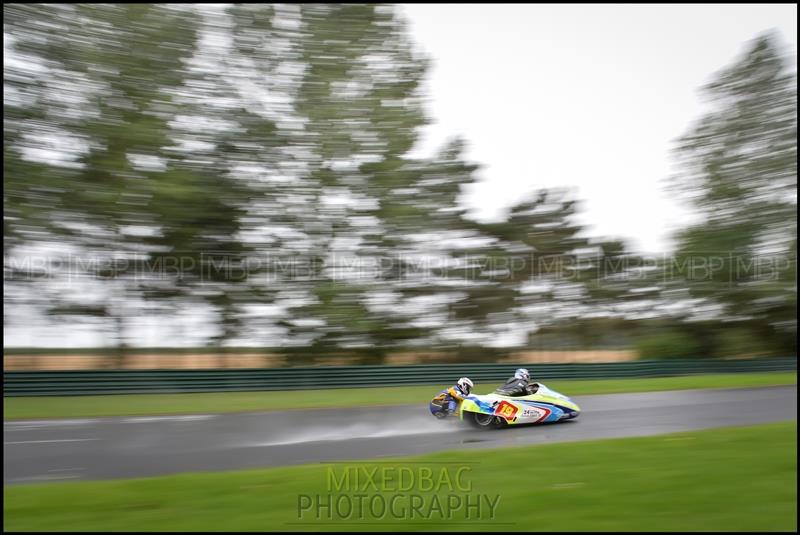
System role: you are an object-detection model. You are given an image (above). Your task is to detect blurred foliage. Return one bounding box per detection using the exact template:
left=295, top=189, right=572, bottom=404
left=3, top=6, right=796, bottom=361
left=670, top=32, right=797, bottom=358
left=635, top=329, right=705, bottom=360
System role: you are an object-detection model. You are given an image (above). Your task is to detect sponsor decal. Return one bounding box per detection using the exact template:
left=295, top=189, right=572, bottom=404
left=520, top=405, right=552, bottom=423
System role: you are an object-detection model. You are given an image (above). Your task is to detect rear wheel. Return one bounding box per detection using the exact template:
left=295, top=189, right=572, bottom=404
left=468, top=412, right=505, bottom=429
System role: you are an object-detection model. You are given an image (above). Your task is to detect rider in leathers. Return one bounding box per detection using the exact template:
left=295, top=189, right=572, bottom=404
left=495, top=368, right=538, bottom=397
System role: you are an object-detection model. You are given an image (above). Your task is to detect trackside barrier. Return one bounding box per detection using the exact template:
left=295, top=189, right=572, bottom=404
left=2, top=357, right=795, bottom=396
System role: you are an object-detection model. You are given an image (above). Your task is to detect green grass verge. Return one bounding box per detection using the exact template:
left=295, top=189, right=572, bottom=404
left=4, top=422, right=796, bottom=531
left=3, top=371, right=796, bottom=420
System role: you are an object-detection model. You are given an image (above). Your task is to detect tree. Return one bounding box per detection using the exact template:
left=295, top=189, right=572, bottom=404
left=670, top=32, right=797, bottom=356
left=5, top=5, right=204, bottom=355
left=276, top=4, right=436, bottom=358
left=4, top=5, right=260, bottom=354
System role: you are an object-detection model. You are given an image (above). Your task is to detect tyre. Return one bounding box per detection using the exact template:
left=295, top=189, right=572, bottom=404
left=467, top=411, right=505, bottom=429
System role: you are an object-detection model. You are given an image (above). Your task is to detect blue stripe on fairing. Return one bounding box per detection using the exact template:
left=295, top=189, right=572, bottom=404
left=466, top=396, right=496, bottom=413
left=516, top=399, right=575, bottom=416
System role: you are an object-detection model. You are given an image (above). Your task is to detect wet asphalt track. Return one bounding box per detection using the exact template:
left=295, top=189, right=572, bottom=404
left=4, top=385, right=796, bottom=484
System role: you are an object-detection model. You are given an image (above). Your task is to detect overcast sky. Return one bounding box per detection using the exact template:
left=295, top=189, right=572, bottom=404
left=399, top=3, right=797, bottom=253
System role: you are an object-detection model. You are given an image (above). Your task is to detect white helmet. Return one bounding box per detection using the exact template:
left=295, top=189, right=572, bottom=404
left=457, top=377, right=474, bottom=395
left=514, top=368, right=530, bottom=381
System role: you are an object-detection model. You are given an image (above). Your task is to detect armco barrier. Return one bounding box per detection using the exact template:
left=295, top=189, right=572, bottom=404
left=2, top=357, right=796, bottom=396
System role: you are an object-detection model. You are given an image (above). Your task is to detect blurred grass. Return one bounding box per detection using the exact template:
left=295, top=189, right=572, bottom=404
left=4, top=421, right=796, bottom=531
left=3, top=371, right=795, bottom=420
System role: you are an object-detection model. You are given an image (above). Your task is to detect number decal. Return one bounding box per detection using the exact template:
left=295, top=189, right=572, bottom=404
left=494, top=400, right=518, bottom=420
